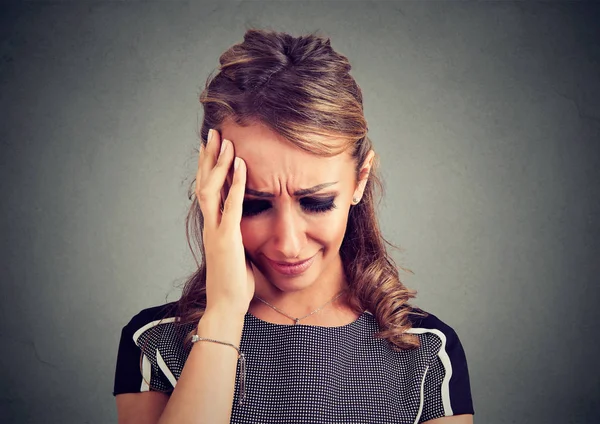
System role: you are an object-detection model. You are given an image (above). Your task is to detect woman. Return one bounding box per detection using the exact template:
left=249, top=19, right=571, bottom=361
left=113, top=29, right=474, bottom=424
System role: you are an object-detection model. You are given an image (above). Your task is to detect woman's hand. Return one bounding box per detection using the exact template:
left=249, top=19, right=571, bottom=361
left=195, top=128, right=255, bottom=317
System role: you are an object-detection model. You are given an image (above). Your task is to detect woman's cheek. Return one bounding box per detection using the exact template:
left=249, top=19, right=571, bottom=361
left=240, top=219, right=263, bottom=250
left=312, top=212, right=348, bottom=239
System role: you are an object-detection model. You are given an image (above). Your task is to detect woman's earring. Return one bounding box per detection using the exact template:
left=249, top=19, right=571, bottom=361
left=352, top=197, right=360, bottom=204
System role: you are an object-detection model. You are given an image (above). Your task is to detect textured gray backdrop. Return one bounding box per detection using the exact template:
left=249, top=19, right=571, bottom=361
left=1, top=1, right=599, bottom=423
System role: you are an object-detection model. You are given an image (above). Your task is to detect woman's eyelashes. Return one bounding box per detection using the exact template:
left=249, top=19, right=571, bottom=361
left=242, top=197, right=337, bottom=217
left=241, top=199, right=271, bottom=217
left=301, top=197, right=337, bottom=213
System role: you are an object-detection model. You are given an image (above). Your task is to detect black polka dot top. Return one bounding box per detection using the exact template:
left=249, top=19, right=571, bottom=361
left=113, top=302, right=474, bottom=423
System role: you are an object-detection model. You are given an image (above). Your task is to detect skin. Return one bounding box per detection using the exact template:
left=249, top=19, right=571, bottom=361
left=219, top=118, right=374, bottom=327
left=116, top=122, right=474, bottom=424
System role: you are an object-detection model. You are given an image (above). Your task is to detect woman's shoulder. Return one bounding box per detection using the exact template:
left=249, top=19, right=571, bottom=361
left=123, top=300, right=195, bottom=367
left=121, top=301, right=181, bottom=339
left=407, top=308, right=459, bottom=334
left=405, top=307, right=468, bottom=357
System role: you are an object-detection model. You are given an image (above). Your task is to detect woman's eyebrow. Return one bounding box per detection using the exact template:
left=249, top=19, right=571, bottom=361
left=245, top=182, right=338, bottom=198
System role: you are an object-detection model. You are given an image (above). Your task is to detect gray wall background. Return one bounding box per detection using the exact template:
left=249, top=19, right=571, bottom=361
left=1, top=1, right=598, bottom=423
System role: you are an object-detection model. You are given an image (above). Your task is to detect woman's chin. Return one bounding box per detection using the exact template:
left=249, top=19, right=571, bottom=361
left=254, top=253, right=322, bottom=293
left=268, top=275, right=316, bottom=293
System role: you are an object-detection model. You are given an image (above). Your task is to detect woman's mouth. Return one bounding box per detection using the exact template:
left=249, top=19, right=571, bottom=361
left=265, top=254, right=316, bottom=276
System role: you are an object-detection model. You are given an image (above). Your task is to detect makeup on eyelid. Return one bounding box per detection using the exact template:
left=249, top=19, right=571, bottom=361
left=242, top=196, right=337, bottom=217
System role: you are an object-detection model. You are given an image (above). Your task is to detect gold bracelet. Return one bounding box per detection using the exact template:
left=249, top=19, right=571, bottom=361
left=191, top=335, right=247, bottom=405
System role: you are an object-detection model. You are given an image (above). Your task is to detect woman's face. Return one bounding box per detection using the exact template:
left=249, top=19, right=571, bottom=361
left=220, top=119, right=371, bottom=294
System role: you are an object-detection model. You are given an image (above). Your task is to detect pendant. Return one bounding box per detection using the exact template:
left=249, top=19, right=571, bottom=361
left=294, top=318, right=300, bottom=325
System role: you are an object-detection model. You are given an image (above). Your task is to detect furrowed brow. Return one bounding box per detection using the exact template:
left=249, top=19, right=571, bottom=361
left=244, top=188, right=275, bottom=198
left=245, top=182, right=338, bottom=198
left=293, top=182, right=338, bottom=196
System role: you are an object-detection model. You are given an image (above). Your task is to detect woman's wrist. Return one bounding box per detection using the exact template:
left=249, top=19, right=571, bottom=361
left=203, top=301, right=248, bottom=320
left=197, top=307, right=246, bottom=342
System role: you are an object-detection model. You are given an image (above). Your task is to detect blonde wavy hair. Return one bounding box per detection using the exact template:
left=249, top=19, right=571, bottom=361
left=140, top=28, right=428, bottom=387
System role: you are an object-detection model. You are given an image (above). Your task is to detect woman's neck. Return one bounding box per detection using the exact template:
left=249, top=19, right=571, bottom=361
left=247, top=297, right=360, bottom=327
left=247, top=257, right=359, bottom=327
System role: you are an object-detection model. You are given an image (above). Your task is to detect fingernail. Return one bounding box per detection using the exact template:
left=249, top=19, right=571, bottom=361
left=220, top=139, right=229, bottom=155
left=234, top=157, right=240, bottom=170
left=207, top=129, right=213, bottom=145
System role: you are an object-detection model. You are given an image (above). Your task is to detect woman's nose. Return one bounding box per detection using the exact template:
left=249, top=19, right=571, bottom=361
left=272, top=207, right=306, bottom=260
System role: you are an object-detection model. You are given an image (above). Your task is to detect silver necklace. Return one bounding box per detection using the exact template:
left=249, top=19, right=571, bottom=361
left=254, top=289, right=347, bottom=325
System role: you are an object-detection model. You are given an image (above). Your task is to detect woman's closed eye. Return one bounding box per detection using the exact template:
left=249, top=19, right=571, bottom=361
left=301, top=197, right=336, bottom=213
left=242, top=197, right=337, bottom=217
left=241, top=199, right=271, bottom=217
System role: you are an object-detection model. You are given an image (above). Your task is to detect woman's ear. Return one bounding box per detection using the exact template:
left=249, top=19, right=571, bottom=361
left=353, top=150, right=375, bottom=203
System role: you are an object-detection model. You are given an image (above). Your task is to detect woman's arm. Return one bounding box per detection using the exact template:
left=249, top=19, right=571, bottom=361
left=156, top=308, right=245, bottom=424
left=422, top=414, right=474, bottom=424
left=116, top=391, right=169, bottom=424
left=117, top=130, right=252, bottom=423
left=115, top=309, right=244, bottom=424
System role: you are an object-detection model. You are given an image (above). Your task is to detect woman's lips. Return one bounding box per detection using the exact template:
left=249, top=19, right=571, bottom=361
left=265, top=254, right=316, bottom=276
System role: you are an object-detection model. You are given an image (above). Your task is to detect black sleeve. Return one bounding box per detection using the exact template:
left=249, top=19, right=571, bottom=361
left=113, top=303, right=179, bottom=396
left=113, top=317, right=143, bottom=396
left=419, top=321, right=475, bottom=422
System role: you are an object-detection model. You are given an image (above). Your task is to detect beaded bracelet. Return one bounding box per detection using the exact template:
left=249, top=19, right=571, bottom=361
left=191, top=335, right=247, bottom=405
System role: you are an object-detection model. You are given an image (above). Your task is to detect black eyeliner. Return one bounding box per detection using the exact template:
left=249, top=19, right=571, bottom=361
left=241, top=196, right=337, bottom=217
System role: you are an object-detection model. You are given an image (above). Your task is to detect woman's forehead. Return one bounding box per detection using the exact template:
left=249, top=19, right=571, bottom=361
left=220, top=118, right=345, bottom=157
left=220, top=120, right=355, bottom=191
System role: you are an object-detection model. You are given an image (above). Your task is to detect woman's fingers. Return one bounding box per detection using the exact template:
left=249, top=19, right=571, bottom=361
left=199, top=129, right=221, bottom=180
left=195, top=141, right=212, bottom=221
left=210, top=139, right=237, bottom=220
left=220, top=157, right=246, bottom=227
left=196, top=129, right=239, bottom=229
left=197, top=129, right=224, bottom=228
